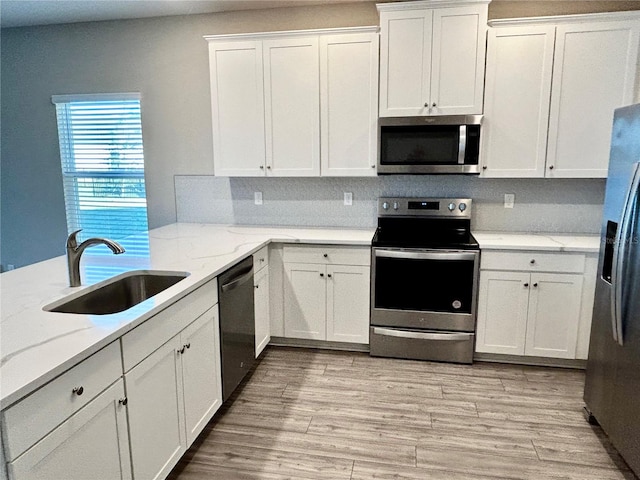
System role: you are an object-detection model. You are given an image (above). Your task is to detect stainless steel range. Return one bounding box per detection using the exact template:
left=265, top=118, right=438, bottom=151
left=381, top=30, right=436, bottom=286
left=370, top=197, right=480, bottom=364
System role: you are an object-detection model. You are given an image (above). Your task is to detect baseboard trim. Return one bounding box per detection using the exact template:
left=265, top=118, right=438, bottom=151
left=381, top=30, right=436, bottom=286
left=269, top=337, right=370, bottom=353
left=474, top=352, right=587, bottom=369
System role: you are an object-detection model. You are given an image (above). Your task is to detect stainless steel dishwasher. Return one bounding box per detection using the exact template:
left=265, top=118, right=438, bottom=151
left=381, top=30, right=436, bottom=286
left=218, top=256, right=255, bottom=401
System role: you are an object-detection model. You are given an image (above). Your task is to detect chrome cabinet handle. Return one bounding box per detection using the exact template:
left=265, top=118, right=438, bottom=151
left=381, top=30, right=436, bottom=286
left=72, top=386, right=84, bottom=396
left=118, top=397, right=128, bottom=406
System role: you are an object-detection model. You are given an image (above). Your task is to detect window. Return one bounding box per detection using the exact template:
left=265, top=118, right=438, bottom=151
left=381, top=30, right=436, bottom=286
left=52, top=93, right=150, bottom=280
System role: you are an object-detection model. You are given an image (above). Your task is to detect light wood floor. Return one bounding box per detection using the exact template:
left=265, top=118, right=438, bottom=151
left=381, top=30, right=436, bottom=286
left=168, top=346, right=638, bottom=480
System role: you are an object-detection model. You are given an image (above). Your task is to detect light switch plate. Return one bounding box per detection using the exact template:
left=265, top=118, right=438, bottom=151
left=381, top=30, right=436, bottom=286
left=344, top=192, right=353, bottom=206
left=504, top=193, right=515, bottom=209
left=254, top=192, right=263, bottom=205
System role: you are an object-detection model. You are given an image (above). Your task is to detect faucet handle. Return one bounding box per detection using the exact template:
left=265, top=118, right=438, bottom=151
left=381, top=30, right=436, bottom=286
left=66, top=229, right=82, bottom=249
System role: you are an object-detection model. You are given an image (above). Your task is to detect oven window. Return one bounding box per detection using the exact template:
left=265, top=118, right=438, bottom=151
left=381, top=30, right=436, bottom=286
left=374, top=255, right=474, bottom=313
left=380, top=125, right=459, bottom=165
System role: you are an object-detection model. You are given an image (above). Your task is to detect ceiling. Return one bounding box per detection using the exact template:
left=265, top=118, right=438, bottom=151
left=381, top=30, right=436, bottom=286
left=0, top=0, right=373, bottom=29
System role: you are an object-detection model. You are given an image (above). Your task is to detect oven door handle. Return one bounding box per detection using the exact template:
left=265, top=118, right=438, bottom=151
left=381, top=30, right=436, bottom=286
left=372, top=327, right=473, bottom=341
left=374, top=250, right=478, bottom=261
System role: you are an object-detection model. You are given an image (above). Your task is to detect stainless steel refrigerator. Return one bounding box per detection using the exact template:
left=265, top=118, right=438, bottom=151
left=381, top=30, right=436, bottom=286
left=584, top=103, right=640, bottom=476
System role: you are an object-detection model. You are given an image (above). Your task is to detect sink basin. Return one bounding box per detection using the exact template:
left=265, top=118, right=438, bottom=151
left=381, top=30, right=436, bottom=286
left=44, top=270, right=190, bottom=315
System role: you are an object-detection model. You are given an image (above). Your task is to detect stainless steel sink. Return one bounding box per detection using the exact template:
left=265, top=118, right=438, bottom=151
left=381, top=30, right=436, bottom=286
left=44, top=270, right=189, bottom=315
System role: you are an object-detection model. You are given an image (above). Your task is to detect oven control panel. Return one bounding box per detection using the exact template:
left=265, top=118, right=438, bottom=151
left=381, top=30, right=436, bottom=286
left=378, top=197, right=472, bottom=218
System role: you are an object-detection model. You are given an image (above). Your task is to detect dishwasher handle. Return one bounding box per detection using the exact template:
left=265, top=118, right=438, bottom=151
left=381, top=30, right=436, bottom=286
left=221, top=265, right=254, bottom=292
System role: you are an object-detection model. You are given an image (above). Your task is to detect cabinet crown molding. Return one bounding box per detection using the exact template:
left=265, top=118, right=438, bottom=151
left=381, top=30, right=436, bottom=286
left=204, top=26, right=378, bottom=42
left=377, top=0, right=490, bottom=13
left=489, top=10, right=640, bottom=27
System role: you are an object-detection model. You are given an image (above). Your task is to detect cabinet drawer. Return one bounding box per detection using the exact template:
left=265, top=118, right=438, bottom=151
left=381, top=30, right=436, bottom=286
left=2, top=341, right=122, bottom=461
left=253, top=246, right=269, bottom=272
left=121, top=279, right=218, bottom=372
left=481, top=251, right=585, bottom=273
left=283, top=245, right=370, bottom=266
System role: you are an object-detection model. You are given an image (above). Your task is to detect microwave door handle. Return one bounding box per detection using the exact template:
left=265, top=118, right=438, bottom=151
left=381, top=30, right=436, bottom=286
left=611, top=161, right=640, bottom=346
left=458, top=125, right=467, bottom=165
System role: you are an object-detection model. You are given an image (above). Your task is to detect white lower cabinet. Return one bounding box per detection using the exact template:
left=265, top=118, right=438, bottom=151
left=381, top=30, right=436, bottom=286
left=476, top=250, right=588, bottom=360
left=282, top=245, right=370, bottom=344
left=125, top=308, right=222, bottom=480
left=7, top=380, right=131, bottom=480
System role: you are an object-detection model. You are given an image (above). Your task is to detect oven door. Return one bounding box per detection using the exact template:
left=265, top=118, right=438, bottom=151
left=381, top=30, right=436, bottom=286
left=370, top=248, right=479, bottom=332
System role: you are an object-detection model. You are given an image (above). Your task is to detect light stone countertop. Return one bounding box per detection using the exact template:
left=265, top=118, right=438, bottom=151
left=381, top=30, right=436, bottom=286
left=0, top=223, right=375, bottom=409
left=473, top=231, right=601, bottom=253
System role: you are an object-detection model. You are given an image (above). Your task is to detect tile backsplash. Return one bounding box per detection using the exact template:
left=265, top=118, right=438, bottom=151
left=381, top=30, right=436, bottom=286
left=175, top=175, right=606, bottom=234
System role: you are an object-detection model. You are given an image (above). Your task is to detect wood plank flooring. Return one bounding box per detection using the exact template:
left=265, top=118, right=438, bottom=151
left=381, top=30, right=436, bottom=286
left=168, top=347, right=637, bottom=480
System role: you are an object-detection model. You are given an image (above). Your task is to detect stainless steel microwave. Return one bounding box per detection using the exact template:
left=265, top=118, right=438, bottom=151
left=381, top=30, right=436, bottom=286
left=377, top=115, right=482, bottom=174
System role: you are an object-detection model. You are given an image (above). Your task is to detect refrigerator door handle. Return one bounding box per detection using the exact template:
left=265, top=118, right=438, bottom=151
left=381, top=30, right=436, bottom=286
left=612, top=161, right=640, bottom=346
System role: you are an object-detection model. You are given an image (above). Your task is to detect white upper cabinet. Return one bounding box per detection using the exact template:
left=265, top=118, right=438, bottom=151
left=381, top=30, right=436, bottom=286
left=482, top=12, right=640, bottom=178
left=378, top=1, right=489, bottom=117
left=547, top=20, right=640, bottom=178
left=208, top=41, right=266, bottom=176
left=320, top=33, right=379, bottom=176
left=263, top=37, right=320, bottom=176
left=206, top=27, right=378, bottom=177
left=482, top=25, right=555, bottom=178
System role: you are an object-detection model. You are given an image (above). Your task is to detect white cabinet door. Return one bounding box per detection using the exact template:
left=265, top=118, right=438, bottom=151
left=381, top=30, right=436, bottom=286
left=284, top=263, right=326, bottom=340
left=481, top=25, right=555, bottom=177
left=125, top=337, right=186, bottom=480
left=263, top=37, right=320, bottom=176
left=326, top=265, right=370, bottom=344
left=431, top=6, right=487, bottom=115
left=525, top=273, right=583, bottom=358
left=180, top=309, right=222, bottom=446
left=320, top=33, right=379, bottom=176
left=476, top=271, right=530, bottom=355
left=8, top=381, right=131, bottom=480
left=254, top=266, right=271, bottom=357
left=546, top=21, right=640, bottom=178
left=379, top=9, right=432, bottom=117
left=208, top=40, right=266, bottom=176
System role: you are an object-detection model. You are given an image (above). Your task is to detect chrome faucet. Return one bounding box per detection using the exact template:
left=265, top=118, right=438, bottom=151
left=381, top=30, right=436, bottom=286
left=66, top=229, right=125, bottom=287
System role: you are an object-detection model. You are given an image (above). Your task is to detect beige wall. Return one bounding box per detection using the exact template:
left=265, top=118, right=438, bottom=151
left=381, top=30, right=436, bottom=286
left=489, top=1, right=640, bottom=19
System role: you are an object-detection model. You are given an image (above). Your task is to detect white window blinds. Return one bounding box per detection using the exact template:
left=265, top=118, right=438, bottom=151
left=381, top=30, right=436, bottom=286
left=52, top=93, right=149, bottom=265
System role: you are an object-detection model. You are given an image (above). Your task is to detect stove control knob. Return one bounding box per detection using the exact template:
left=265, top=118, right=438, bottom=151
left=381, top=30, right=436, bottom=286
left=393, top=202, right=399, bottom=210
left=382, top=202, right=390, bottom=210
left=458, top=203, right=467, bottom=212
left=448, top=202, right=456, bottom=212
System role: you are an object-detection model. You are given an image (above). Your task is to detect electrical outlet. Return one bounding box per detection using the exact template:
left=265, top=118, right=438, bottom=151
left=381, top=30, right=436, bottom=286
left=344, top=192, right=353, bottom=206
left=254, top=192, right=263, bottom=205
left=504, top=193, right=515, bottom=209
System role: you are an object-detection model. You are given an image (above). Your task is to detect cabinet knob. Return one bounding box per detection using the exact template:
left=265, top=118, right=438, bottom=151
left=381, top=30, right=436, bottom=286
left=371, top=165, right=375, bottom=168
left=524, top=283, right=529, bottom=288
left=482, top=165, right=487, bottom=170
left=267, top=165, right=272, bottom=170
left=177, top=346, right=185, bottom=355
left=327, top=274, right=332, bottom=278
left=549, top=165, right=554, bottom=170
left=118, top=397, right=128, bottom=406
left=530, top=259, right=536, bottom=265
left=255, top=284, right=259, bottom=289
left=432, top=102, right=437, bottom=107
left=185, top=343, right=191, bottom=349
left=323, top=253, right=328, bottom=258
left=259, top=165, right=264, bottom=169
left=533, top=283, right=538, bottom=288
left=424, top=102, right=429, bottom=108
left=72, top=386, right=84, bottom=396
left=320, top=273, right=324, bottom=277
